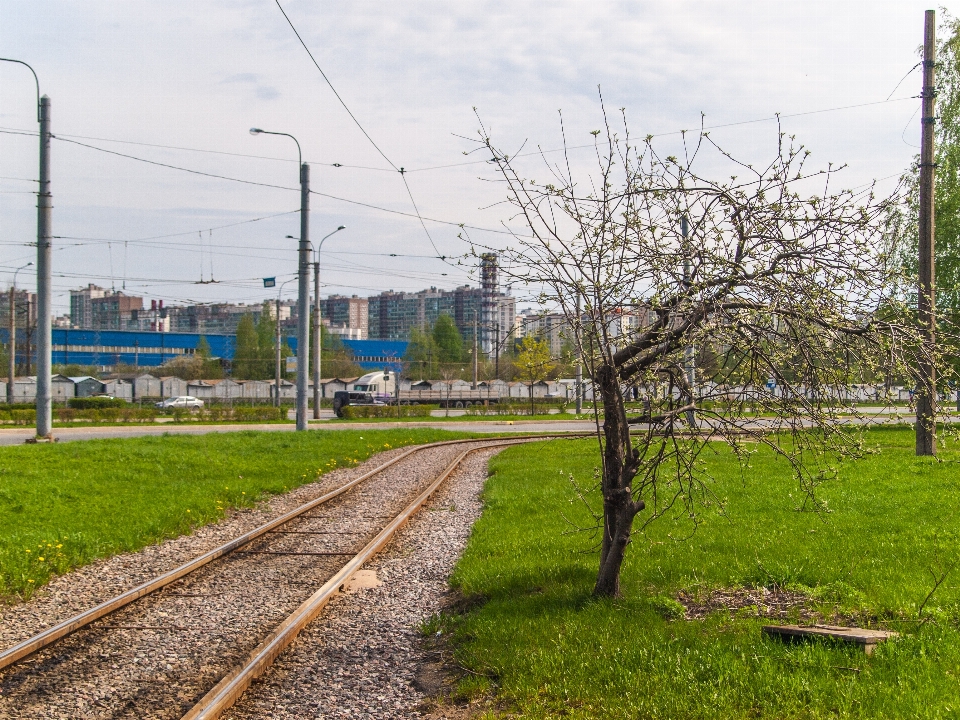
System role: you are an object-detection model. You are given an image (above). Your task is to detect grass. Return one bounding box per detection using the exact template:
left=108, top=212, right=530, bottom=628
left=0, top=428, right=475, bottom=601
left=443, top=428, right=960, bottom=718
left=328, top=412, right=596, bottom=423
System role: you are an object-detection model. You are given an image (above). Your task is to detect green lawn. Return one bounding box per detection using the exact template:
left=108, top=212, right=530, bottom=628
left=0, top=428, right=472, bottom=600
left=445, top=428, right=960, bottom=718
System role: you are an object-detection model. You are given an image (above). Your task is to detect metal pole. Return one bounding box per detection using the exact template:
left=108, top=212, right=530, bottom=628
left=7, top=286, right=15, bottom=404
left=917, top=9, right=937, bottom=456
left=36, top=95, right=52, bottom=438
left=575, top=297, right=582, bottom=414
left=682, top=215, right=696, bottom=428
left=275, top=297, right=282, bottom=408
left=296, top=163, right=310, bottom=431
left=313, top=260, right=321, bottom=418
left=472, top=313, right=478, bottom=389
left=495, top=322, right=500, bottom=380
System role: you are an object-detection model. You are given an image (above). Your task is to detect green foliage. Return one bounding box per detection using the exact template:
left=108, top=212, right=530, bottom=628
left=433, top=313, right=465, bottom=363
left=0, top=428, right=474, bottom=599
left=340, top=404, right=438, bottom=419
left=516, top=335, right=554, bottom=387
left=196, top=335, right=212, bottom=359
left=67, top=396, right=127, bottom=410
left=405, top=326, right=440, bottom=377
left=53, top=364, right=100, bottom=378
left=891, top=11, right=960, bottom=327
left=446, top=429, right=960, bottom=717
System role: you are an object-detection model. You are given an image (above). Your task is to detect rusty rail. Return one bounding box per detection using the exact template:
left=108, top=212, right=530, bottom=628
left=0, top=434, right=571, bottom=672
left=181, top=440, right=526, bottom=720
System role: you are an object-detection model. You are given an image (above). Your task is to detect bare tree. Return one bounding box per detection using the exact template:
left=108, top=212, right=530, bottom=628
left=472, top=106, right=949, bottom=597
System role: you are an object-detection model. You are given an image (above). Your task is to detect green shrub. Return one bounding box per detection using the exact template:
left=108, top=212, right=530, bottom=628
left=68, top=397, right=127, bottom=410
left=232, top=406, right=285, bottom=422
left=10, top=409, right=35, bottom=426
left=341, top=404, right=437, bottom=419
left=649, top=595, right=686, bottom=621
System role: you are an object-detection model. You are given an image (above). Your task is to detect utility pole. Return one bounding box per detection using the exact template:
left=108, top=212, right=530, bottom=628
left=7, top=286, right=14, bottom=404
left=312, top=260, right=321, bottom=419
left=575, top=297, right=582, bottom=414
left=682, top=215, right=696, bottom=429
left=917, top=9, right=937, bottom=456
left=274, top=297, right=282, bottom=408
left=495, top=322, right=500, bottom=380
left=7, top=263, right=31, bottom=403
left=36, top=95, right=52, bottom=439
left=296, top=163, right=310, bottom=431
left=472, top=313, right=478, bottom=389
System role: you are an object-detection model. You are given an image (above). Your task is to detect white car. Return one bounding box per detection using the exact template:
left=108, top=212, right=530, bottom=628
left=156, top=396, right=204, bottom=410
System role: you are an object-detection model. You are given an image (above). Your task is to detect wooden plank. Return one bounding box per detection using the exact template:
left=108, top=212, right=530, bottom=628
left=762, top=624, right=898, bottom=654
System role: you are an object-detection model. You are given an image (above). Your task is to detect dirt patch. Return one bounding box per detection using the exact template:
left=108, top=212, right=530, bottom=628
left=678, top=586, right=823, bottom=621
left=340, top=568, right=383, bottom=593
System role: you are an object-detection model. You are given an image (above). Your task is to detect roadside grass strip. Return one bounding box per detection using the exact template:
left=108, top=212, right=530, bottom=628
left=0, top=429, right=472, bottom=600
left=445, top=428, right=960, bottom=718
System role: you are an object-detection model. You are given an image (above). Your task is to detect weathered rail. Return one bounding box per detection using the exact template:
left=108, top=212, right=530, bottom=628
left=0, top=434, right=576, bottom=719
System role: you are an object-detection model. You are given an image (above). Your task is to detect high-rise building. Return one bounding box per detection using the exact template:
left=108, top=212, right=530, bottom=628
left=70, top=284, right=107, bottom=328
left=323, top=295, right=368, bottom=339
left=366, top=284, right=515, bottom=351
left=91, top=292, right=144, bottom=331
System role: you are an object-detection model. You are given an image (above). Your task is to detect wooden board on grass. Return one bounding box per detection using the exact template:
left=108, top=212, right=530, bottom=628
left=762, top=624, right=898, bottom=654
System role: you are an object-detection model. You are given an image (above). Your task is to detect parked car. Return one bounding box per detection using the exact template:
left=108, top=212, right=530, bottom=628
left=156, top=396, right=204, bottom=410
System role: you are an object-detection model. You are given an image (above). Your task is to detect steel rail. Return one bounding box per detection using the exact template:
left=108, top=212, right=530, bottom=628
left=0, top=434, right=571, bottom=671
left=181, top=439, right=528, bottom=720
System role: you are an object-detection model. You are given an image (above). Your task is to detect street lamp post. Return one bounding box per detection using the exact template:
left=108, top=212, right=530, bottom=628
left=251, top=127, right=310, bottom=430
left=1, top=58, right=52, bottom=438
left=309, top=225, right=345, bottom=418
left=273, top=278, right=297, bottom=408
left=8, top=262, right=32, bottom=404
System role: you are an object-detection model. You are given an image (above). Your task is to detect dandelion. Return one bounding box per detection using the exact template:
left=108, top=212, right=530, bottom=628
left=27, top=579, right=34, bottom=584
left=186, top=510, right=191, bottom=513
left=241, top=491, right=246, bottom=495
left=56, top=544, right=62, bottom=549
left=38, top=557, right=44, bottom=562
left=25, top=549, right=30, bottom=554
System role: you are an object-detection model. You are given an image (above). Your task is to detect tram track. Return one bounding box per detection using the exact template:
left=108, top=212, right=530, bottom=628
left=0, top=434, right=568, bottom=719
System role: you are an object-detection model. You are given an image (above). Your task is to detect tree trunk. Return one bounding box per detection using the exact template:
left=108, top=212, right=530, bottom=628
left=593, top=363, right=643, bottom=597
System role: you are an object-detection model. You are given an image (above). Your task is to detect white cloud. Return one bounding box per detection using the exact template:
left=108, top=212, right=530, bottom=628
left=0, top=0, right=937, bottom=312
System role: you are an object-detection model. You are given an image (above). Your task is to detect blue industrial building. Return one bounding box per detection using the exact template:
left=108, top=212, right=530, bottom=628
left=0, top=328, right=407, bottom=372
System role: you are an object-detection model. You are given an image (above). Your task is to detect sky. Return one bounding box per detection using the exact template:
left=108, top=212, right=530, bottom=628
left=0, top=0, right=943, bottom=316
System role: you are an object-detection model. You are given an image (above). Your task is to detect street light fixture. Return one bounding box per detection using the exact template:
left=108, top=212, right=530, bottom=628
left=1, top=58, right=52, bottom=439
left=251, top=126, right=310, bottom=430
left=311, top=225, right=346, bottom=418
left=8, top=262, right=33, bottom=404
left=273, top=277, right=298, bottom=408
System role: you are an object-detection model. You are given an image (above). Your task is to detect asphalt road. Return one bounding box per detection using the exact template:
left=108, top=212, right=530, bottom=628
left=0, top=407, right=949, bottom=446
left=0, top=419, right=598, bottom=445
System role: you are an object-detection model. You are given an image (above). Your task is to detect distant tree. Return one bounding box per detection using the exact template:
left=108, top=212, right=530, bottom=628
left=405, top=326, right=440, bottom=378
left=432, top=314, right=464, bottom=363
left=232, top=314, right=260, bottom=379
left=516, top=335, right=554, bottom=414
left=196, top=335, right=212, bottom=359
left=318, top=326, right=362, bottom=378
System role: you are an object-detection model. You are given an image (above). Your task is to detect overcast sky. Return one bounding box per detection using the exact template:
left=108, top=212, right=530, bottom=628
left=0, top=1, right=942, bottom=315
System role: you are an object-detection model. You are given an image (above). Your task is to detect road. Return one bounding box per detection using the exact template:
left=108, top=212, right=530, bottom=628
left=0, top=407, right=950, bottom=446
left=0, top=419, right=599, bottom=445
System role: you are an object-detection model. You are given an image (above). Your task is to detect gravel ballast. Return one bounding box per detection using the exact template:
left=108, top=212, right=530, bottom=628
left=0, top=441, right=506, bottom=719
left=222, top=448, right=498, bottom=720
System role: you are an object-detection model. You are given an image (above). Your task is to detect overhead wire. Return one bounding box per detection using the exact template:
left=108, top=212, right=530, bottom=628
left=273, top=0, right=456, bottom=262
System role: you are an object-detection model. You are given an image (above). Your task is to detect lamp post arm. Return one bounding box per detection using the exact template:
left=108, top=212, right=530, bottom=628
left=251, top=129, right=301, bottom=167
left=0, top=58, right=40, bottom=121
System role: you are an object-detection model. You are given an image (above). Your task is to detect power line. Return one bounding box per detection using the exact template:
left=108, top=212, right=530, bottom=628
left=406, top=95, right=921, bottom=172
left=273, top=0, right=461, bottom=263
left=55, top=136, right=299, bottom=191
left=51, top=133, right=519, bottom=236
left=274, top=0, right=398, bottom=172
